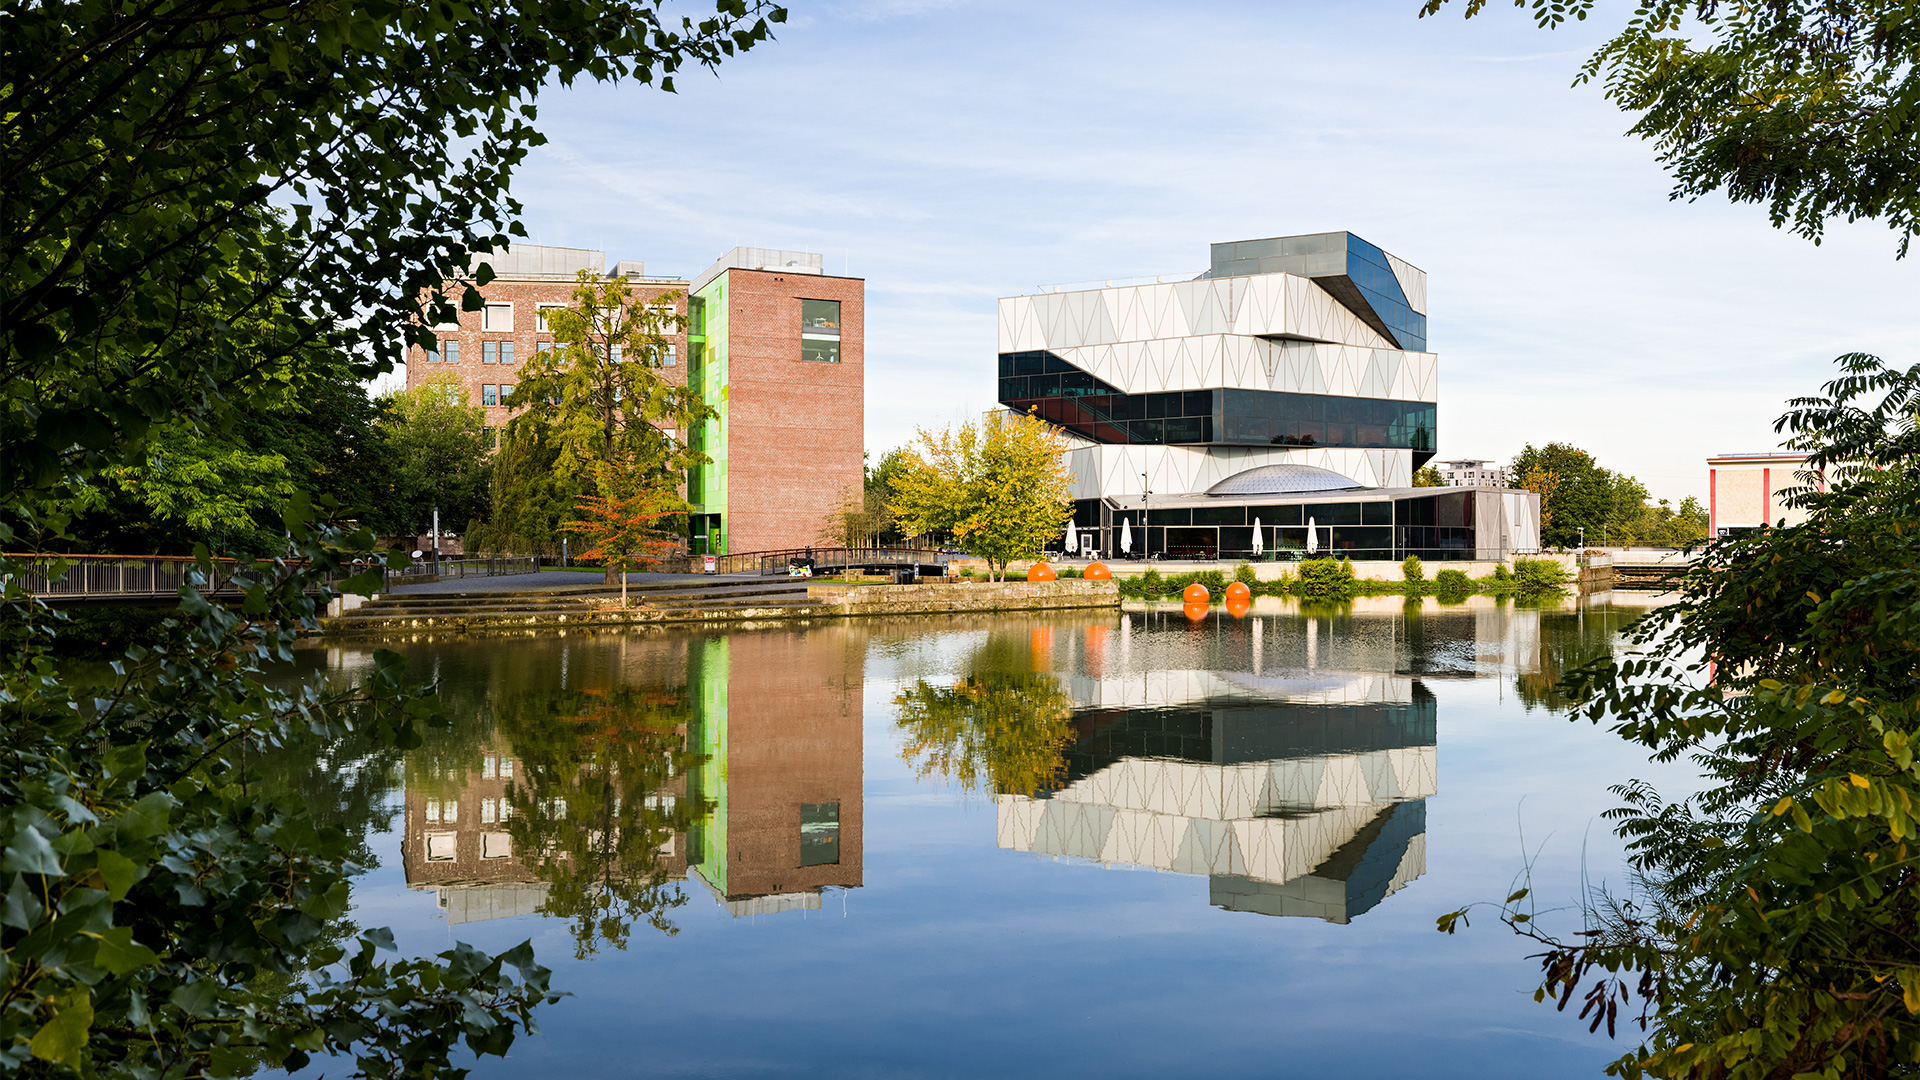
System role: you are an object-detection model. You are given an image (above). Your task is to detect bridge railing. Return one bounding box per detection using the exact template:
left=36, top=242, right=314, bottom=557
left=7, top=553, right=417, bottom=600
left=388, top=555, right=540, bottom=583
left=653, top=546, right=952, bottom=576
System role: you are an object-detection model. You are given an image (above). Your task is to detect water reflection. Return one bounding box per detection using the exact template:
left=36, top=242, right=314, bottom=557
left=300, top=629, right=866, bottom=949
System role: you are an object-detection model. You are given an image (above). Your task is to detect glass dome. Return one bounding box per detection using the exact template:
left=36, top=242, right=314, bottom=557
left=1204, top=463, right=1368, bottom=497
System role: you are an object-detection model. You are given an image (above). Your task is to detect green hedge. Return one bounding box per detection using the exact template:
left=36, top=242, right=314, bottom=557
left=1111, top=558, right=1572, bottom=602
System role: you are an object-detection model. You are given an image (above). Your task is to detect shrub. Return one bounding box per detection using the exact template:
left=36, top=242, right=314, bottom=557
left=1195, top=569, right=1227, bottom=596
left=1296, top=557, right=1359, bottom=599
left=1057, top=566, right=1083, bottom=579
left=1492, top=562, right=1512, bottom=582
left=1432, top=568, right=1473, bottom=595
left=1401, top=555, right=1425, bottom=583
left=1233, top=563, right=1259, bottom=587
left=1512, top=558, right=1572, bottom=591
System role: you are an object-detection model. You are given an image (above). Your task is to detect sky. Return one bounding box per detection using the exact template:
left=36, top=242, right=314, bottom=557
left=476, top=0, right=1920, bottom=506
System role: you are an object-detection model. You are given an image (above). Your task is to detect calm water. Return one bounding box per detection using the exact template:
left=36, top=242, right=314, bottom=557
left=282, top=594, right=1699, bottom=1079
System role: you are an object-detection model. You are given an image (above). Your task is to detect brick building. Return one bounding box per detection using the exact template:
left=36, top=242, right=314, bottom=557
left=407, top=243, right=865, bottom=554
left=686, top=248, right=865, bottom=555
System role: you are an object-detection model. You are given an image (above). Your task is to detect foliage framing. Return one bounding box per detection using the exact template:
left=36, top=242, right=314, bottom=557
left=1437, top=355, right=1920, bottom=1078
left=0, top=0, right=784, bottom=1074
left=1421, top=0, right=1920, bottom=256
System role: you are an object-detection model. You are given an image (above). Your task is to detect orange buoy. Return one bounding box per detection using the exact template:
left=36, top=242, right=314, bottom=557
left=1225, top=596, right=1252, bottom=619
left=1181, top=581, right=1209, bottom=604
left=1183, top=600, right=1211, bottom=622
left=1027, top=562, right=1057, bottom=582
left=1225, top=581, right=1251, bottom=602
left=1083, top=562, right=1112, bottom=580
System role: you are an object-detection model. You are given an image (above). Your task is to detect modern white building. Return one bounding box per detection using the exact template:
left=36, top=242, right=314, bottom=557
left=999, top=232, right=1538, bottom=560
left=1437, top=458, right=1510, bottom=488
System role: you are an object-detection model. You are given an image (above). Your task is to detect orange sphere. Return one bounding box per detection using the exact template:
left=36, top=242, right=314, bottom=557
left=1181, top=582, right=1210, bottom=604
left=1183, top=600, right=1212, bottom=622
left=1026, top=562, right=1057, bottom=582
left=1083, top=562, right=1112, bottom=581
left=1225, top=597, right=1252, bottom=619
left=1225, top=581, right=1252, bottom=602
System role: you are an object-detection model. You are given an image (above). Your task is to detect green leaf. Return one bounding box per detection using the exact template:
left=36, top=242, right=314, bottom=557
left=3, top=823, right=64, bottom=876
left=115, top=792, right=174, bottom=841
left=94, top=849, right=141, bottom=901
left=29, top=989, right=94, bottom=1066
left=91, top=926, right=159, bottom=975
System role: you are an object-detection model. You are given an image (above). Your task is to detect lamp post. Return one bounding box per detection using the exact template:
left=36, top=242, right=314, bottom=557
left=1140, top=471, right=1151, bottom=566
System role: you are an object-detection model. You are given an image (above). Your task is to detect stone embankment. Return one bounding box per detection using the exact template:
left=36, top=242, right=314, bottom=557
left=317, top=577, right=1117, bottom=637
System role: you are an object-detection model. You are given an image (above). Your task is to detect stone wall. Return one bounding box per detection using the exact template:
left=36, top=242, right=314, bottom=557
left=807, top=579, right=1118, bottom=615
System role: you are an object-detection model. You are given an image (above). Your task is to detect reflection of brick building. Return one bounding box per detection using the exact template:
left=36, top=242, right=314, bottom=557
left=401, top=742, right=545, bottom=923
left=401, top=739, right=689, bottom=925
left=688, top=632, right=864, bottom=916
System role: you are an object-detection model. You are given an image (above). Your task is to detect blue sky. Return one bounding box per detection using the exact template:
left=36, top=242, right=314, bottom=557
left=488, top=0, right=1919, bottom=505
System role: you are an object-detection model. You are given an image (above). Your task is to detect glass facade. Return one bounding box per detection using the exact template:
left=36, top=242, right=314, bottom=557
left=687, top=282, right=729, bottom=553
left=1208, top=232, right=1426, bottom=351
left=1099, top=491, right=1480, bottom=562
left=997, top=351, right=1434, bottom=451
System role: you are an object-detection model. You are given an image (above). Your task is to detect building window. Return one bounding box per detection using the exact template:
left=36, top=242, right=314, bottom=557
left=442, top=340, right=460, bottom=364
left=500, top=342, right=515, bottom=366
left=535, top=303, right=564, bottom=332
left=483, top=302, right=514, bottom=332
left=801, top=299, right=840, bottom=363
left=482, top=384, right=498, bottom=407
left=425, top=833, right=457, bottom=861
left=610, top=344, right=623, bottom=365
left=800, top=801, right=841, bottom=866
left=499, top=382, right=513, bottom=404
left=482, top=833, right=513, bottom=859
left=482, top=341, right=497, bottom=364
left=537, top=341, right=554, bottom=356
left=663, top=344, right=676, bottom=366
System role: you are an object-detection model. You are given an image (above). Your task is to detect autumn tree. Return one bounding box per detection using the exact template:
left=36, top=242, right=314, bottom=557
left=890, top=410, right=1075, bottom=581
left=561, top=465, right=686, bottom=606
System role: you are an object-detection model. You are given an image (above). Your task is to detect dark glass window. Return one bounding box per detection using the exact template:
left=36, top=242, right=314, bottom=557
left=1304, top=502, right=1362, bottom=526
left=801, top=299, right=841, bottom=332
left=1192, top=506, right=1246, bottom=526
left=1330, top=526, right=1394, bottom=555
left=801, top=338, right=841, bottom=363
left=1362, top=501, right=1393, bottom=525
left=1247, top=504, right=1303, bottom=526
left=800, top=802, right=840, bottom=867
left=1148, top=508, right=1190, bottom=526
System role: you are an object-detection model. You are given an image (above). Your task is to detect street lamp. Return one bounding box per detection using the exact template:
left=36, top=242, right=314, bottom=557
left=1140, top=470, right=1152, bottom=564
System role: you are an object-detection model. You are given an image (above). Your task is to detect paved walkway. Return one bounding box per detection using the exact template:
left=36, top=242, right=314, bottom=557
left=383, top=569, right=775, bottom=596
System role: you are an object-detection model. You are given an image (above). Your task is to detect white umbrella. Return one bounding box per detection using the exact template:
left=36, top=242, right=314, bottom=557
left=1120, top=517, right=1133, bottom=556
left=1251, top=517, right=1263, bottom=557
left=1306, top=516, right=1318, bottom=555
left=1065, top=519, right=1078, bottom=556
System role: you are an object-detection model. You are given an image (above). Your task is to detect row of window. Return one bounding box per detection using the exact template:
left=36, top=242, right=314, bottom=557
left=424, top=340, right=679, bottom=366
left=480, top=383, right=514, bottom=406
left=1105, top=492, right=1476, bottom=529
left=474, top=301, right=682, bottom=334
left=1070, top=524, right=1480, bottom=561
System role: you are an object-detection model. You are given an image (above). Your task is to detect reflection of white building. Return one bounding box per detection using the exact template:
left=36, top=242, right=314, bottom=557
left=996, top=670, right=1436, bottom=923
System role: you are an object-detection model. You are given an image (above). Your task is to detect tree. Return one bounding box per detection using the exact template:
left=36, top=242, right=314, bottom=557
left=1439, top=354, right=1920, bottom=1078
left=1421, top=1, right=1920, bottom=256
left=503, top=274, right=714, bottom=580
left=562, top=466, right=686, bottom=607
left=866, top=447, right=916, bottom=544
left=1, top=1, right=784, bottom=1073
left=890, top=410, right=1075, bottom=581
left=496, top=687, right=708, bottom=959
left=818, top=483, right=892, bottom=557
left=380, top=373, right=494, bottom=548
left=1413, top=464, right=1446, bottom=487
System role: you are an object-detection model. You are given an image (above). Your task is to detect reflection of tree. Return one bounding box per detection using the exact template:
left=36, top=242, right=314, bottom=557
left=894, top=634, right=1076, bottom=795
left=496, top=687, right=707, bottom=957
left=1514, top=606, right=1643, bottom=712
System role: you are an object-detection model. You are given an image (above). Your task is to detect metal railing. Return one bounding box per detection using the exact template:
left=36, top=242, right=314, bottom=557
left=655, top=546, right=953, bottom=577
left=5, top=553, right=388, bottom=600
left=388, top=555, right=540, bottom=583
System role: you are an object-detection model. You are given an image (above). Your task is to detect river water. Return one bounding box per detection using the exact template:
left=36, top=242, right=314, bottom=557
left=283, top=594, right=1698, bottom=1079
